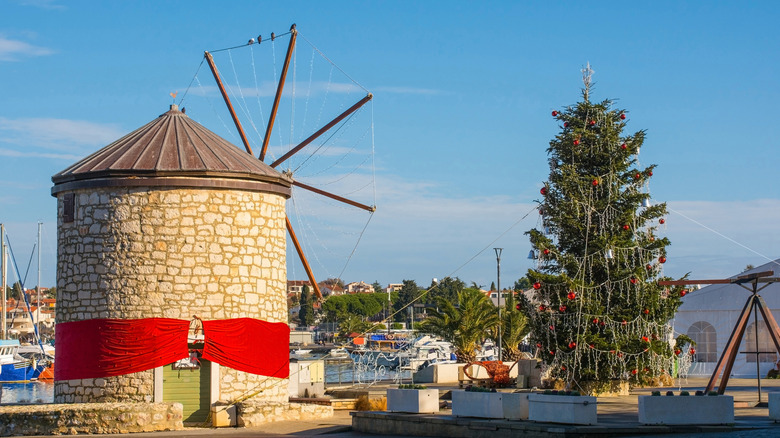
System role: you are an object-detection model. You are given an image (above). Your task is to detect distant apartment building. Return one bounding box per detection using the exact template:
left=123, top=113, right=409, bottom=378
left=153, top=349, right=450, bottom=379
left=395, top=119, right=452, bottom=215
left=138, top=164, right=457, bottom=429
left=385, top=283, right=403, bottom=293
left=287, top=280, right=312, bottom=296
left=345, top=281, right=373, bottom=294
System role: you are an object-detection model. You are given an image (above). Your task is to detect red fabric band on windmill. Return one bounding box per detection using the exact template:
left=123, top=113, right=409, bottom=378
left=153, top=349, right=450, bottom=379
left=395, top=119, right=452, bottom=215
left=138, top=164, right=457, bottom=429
left=54, top=317, right=289, bottom=381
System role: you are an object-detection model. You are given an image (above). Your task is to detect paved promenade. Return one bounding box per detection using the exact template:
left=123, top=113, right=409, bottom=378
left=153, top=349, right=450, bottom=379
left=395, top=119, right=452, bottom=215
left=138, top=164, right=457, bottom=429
left=25, top=377, right=780, bottom=437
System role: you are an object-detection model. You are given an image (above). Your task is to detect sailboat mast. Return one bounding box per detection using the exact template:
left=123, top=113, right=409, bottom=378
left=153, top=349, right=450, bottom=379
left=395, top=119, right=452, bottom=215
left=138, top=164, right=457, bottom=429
left=1, top=223, right=6, bottom=340
left=36, top=222, right=41, bottom=337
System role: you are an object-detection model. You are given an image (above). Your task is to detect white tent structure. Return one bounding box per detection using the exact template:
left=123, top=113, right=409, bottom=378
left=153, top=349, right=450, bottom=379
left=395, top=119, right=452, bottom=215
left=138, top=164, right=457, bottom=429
left=671, top=259, right=780, bottom=379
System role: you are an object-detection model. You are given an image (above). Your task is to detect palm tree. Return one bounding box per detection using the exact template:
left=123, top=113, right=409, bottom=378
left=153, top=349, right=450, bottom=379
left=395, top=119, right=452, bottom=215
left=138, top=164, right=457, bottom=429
left=421, top=288, right=499, bottom=362
left=495, top=290, right=530, bottom=361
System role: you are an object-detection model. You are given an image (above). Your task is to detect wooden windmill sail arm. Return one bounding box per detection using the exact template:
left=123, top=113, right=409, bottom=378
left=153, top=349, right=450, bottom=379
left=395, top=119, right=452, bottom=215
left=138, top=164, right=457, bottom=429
left=204, top=51, right=254, bottom=155
left=659, top=271, right=777, bottom=287
left=293, top=180, right=376, bottom=213
left=286, top=216, right=321, bottom=299
left=260, top=24, right=298, bottom=162
left=270, top=93, right=373, bottom=169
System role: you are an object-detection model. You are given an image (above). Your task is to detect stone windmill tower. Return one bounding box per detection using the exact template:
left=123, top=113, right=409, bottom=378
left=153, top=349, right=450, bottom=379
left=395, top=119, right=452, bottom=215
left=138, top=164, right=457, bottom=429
left=51, top=105, right=294, bottom=422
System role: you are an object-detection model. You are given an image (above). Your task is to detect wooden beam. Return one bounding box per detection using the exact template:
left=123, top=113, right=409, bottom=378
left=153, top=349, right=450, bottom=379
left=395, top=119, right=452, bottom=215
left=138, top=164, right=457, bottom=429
left=270, top=93, right=373, bottom=169
left=286, top=216, right=321, bottom=299
left=705, top=295, right=753, bottom=393
left=260, top=24, right=297, bottom=162
left=204, top=51, right=253, bottom=155
left=293, top=180, right=376, bottom=213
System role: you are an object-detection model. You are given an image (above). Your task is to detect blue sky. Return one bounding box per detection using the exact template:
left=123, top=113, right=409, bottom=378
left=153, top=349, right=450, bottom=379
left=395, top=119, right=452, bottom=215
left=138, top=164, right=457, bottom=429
left=1, top=1, right=778, bottom=290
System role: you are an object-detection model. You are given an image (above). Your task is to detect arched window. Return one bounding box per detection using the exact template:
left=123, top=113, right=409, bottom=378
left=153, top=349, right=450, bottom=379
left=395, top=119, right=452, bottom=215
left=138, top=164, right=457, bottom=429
left=687, top=321, right=717, bottom=362
left=744, top=321, right=777, bottom=363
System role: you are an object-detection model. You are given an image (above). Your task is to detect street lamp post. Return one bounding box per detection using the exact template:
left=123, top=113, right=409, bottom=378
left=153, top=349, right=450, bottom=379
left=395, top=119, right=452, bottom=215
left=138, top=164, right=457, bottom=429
left=494, top=248, right=503, bottom=362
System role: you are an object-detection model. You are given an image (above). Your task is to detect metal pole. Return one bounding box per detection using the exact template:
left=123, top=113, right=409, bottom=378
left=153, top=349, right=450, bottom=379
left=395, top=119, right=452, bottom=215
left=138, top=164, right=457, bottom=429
left=36, top=221, right=41, bottom=338
left=387, top=288, right=391, bottom=336
left=754, top=295, right=762, bottom=405
left=1, top=224, right=5, bottom=340
left=494, top=248, right=503, bottom=362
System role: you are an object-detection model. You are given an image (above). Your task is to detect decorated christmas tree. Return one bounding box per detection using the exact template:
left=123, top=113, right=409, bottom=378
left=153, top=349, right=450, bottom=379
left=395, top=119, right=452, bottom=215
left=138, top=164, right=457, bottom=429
left=524, top=65, right=687, bottom=391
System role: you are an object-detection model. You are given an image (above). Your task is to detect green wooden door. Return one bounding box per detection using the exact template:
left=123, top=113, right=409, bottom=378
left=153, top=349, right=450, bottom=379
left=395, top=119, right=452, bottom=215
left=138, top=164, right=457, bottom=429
left=163, top=357, right=211, bottom=424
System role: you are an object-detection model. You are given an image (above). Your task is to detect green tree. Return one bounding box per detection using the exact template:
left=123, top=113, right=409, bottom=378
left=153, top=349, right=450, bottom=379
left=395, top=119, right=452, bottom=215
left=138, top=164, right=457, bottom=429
left=338, top=315, right=371, bottom=340
left=513, top=277, right=531, bottom=291
left=490, top=281, right=496, bottom=291
left=372, top=281, right=383, bottom=294
left=298, top=285, right=315, bottom=327
left=427, top=277, right=464, bottom=305
left=523, top=76, right=686, bottom=388
left=421, top=288, right=499, bottom=362
left=394, top=280, right=421, bottom=322
left=496, top=290, right=529, bottom=361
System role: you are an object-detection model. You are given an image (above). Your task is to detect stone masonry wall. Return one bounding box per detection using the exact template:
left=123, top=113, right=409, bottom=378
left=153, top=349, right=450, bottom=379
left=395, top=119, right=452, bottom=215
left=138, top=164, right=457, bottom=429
left=0, top=402, right=183, bottom=436
left=55, top=187, right=288, bottom=403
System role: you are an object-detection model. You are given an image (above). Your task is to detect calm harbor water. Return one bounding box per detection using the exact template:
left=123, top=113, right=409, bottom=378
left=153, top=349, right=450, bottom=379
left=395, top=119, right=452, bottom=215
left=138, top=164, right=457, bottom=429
left=0, top=359, right=409, bottom=404
left=1, top=381, right=54, bottom=404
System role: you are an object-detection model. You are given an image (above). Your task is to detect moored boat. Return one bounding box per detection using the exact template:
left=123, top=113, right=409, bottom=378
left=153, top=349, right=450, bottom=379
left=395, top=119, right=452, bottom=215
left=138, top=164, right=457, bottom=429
left=0, top=339, right=48, bottom=382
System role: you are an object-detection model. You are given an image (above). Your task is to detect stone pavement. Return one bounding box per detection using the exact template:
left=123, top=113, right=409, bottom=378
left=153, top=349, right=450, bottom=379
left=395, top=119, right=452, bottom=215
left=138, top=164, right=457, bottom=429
left=24, top=377, right=780, bottom=437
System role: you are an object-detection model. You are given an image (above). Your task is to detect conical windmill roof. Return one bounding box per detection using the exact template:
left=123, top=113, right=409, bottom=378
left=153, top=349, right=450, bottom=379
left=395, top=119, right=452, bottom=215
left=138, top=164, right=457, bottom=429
left=51, top=105, right=291, bottom=196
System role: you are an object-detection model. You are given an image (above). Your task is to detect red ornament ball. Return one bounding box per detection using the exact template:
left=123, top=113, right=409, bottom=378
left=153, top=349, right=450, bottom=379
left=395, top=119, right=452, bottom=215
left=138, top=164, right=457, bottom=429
left=600, top=321, right=606, bottom=326
left=623, top=224, right=630, bottom=230
left=659, top=256, right=667, bottom=264
left=659, top=218, right=666, bottom=224
left=552, top=111, right=558, bottom=116
left=642, top=336, right=649, bottom=342
left=549, top=325, right=555, bottom=330
left=564, top=122, right=568, bottom=127
left=568, top=342, right=577, bottom=349
left=573, top=139, right=580, bottom=146
left=559, top=305, right=567, bottom=312
left=533, top=282, right=542, bottom=290
left=589, top=343, right=595, bottom=349
left=621, top=143, right=627, bottom=150
left=539, top=305, right=546, bottom=311
left=536, top=342, right=542, bottom=348
left=592, top=179, right=599, bottom=186
left=630, top=277, right=638, bottom=284
left=674, top=349, right=681, bottom=356
left=549, top=350, right=555, bottom=356
left=632, top=369, right=638, bottom=375
left=515, top=303, right=521, bottom=310
left=690, top=348, right=696, bottom=355
left=567, top=291, right=576, bottom=300
left=621, top=320, right=627, bottom=325
left=592, top=318, right=599, bottom=325
left=620, top=114, right=626, bottom=120
left=543, top=248, right=550, bottom=255
left=646, top=264, right=653, bottom=270
left=643, top=308, right=650, bottom=314
left=647, top=170, right=653, bottom=176
left=589, top=120, right=596, bottom=126
left=680, top=289, right=687, bottom=297
left=540, top=187, right=547, bottom=195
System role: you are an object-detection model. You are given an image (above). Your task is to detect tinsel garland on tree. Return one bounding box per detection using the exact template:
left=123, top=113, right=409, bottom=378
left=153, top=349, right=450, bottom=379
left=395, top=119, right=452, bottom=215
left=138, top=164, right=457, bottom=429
left=523, top=67, right=688, bottom=388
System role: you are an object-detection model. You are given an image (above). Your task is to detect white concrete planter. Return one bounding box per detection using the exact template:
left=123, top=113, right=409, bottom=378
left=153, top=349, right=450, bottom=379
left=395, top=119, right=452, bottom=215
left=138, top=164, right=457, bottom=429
left=638, top=395, right=734, bottom=425
left=528, top=393, right=598, bottom=425
left=386, top=388, right=440, bottom=414
left=770, top=392, right=780, bottom=421
left=502, top=392, right=529, bottom=420
left=452, top=390, right=504, bottom=418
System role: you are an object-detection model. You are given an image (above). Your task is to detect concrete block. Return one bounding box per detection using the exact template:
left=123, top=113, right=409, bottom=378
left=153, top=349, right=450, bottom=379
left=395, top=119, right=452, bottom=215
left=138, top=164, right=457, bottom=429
left=211, top=403, right=237, bottom=427
left=387, top=389, right=440, bottom=414
left=452, top=391, right=503, bottom=418
left=502, top=392, right=529, bottom=420
left=528, top=393, right=597, bottom=425
left=638, top=395, right=734, bottom=425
